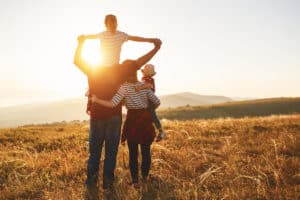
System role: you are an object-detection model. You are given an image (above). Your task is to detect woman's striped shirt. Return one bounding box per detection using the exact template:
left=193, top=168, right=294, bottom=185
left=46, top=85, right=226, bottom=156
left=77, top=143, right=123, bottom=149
left=111, top=82, right=160, bottom=109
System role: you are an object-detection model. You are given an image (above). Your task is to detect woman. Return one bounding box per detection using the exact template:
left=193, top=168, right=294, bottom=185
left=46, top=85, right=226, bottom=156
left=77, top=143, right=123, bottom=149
left=91, top=70, right=160, bottom=184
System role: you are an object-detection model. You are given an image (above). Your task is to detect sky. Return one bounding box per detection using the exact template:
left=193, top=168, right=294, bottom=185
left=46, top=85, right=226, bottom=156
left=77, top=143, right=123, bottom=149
left=0, top=0, right=300, bottom=107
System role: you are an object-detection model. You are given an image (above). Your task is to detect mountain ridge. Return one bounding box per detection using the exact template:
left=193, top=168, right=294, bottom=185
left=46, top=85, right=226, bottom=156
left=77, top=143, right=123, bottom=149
left=0, top=92, right=251, bottom=128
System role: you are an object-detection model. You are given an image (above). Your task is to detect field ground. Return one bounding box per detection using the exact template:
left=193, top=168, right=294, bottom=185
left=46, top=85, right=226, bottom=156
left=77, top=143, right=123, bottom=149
left=0, top=115, right=300, bottom=199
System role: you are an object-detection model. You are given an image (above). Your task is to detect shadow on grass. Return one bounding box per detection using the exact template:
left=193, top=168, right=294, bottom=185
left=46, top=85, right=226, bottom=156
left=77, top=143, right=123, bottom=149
left=140, top=175, right=176, bottom=200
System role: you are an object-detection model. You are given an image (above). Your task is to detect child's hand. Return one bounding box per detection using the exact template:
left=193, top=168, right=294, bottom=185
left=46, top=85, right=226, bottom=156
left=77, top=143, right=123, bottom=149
left=135, top=85, right=142, bottom=92
left=77, top=35, right=86, bottom=42
left=135, top=83, right=153, bottom=92
left=156, top=131, right=166, bottom=142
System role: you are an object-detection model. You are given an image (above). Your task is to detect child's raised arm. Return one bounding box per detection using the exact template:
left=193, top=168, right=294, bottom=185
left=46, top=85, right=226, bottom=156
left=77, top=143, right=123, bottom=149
left=128, top=35, right=156, bottom=43
left=83, top=34, right=99, bottom=40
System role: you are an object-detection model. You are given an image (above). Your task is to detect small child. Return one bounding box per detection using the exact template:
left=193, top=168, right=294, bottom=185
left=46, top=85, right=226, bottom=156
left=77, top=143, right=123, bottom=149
left=137, top=64, right=166, bottom=141
left=81, top=14, right=157, bottom=114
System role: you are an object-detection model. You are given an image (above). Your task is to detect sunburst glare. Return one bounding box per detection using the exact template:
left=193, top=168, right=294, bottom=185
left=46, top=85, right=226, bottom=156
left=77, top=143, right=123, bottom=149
left=81, top=40, right=101, bottom=67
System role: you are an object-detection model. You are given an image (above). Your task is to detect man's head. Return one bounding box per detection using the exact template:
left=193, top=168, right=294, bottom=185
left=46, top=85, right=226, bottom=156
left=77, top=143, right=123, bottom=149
left=105, top=14, right=118, bottom=33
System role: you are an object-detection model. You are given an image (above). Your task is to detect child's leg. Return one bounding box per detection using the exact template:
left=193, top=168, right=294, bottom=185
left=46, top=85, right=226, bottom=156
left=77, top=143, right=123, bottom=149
left=140, top=144, right=151, bottom=179
left=148, top=102, right=162, bottom=131
left=127, top=142, right=139, bottom=183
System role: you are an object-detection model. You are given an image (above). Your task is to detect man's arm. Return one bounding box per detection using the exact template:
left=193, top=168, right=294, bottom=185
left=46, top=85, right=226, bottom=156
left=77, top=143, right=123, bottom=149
left=135, top=39, right=162, bottom=69
left=128, top=35, right=155, bottom=43
left=118, top=39, right=162, bottom=81
left=73, top=36, right=91, bottom=76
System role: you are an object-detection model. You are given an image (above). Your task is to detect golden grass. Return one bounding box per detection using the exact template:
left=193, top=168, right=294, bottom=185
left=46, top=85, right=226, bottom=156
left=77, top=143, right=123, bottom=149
left=0, top=115, right=299, bottom=199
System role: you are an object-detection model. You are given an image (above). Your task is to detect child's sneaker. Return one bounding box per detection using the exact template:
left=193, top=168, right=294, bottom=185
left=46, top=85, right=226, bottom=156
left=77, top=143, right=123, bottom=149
left=156, top=131, right=166, bottom=142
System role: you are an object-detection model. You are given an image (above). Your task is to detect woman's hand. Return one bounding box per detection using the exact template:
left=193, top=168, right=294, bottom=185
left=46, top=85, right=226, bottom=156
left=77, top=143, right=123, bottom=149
left=91, top=95, right=97, bottom=103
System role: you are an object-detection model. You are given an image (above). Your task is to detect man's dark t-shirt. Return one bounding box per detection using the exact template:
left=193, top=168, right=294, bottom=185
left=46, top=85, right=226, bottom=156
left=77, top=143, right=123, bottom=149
left=84, top=61, right=138, bottom=120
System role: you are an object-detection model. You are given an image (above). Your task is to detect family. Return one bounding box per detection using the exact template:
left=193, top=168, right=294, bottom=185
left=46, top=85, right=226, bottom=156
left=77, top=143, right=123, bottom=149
left=73, top=14, right=165, bottom=198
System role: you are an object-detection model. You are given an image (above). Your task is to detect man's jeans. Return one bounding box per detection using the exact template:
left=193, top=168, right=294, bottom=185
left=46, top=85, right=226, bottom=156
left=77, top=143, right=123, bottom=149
left=86, top=116, right=121, bottom=187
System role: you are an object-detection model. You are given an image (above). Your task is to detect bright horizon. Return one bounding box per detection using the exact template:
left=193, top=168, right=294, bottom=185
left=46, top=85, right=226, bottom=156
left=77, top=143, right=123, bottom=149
left=1, top=0, right=300, bottom=107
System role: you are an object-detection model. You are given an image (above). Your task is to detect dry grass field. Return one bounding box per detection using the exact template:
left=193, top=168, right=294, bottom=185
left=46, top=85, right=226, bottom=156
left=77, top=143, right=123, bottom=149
left=0, top=115, right=299, bottom=199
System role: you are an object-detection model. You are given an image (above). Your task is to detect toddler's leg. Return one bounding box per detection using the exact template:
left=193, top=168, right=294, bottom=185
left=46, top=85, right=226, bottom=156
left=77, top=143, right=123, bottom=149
left=148, top=102, right=166, bottom=141
left=148, top=102, right=162, bottom=130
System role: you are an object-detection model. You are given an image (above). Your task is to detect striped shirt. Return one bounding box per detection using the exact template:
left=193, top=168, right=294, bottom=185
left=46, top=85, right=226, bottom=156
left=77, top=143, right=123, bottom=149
left=98, top=31, right=128, bottom=66
left=111, top=82, right=160, bottom=109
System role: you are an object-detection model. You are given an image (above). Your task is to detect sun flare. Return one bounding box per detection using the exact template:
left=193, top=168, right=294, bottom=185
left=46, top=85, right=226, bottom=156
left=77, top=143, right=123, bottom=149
left=81, top=40, right=101, bottom=67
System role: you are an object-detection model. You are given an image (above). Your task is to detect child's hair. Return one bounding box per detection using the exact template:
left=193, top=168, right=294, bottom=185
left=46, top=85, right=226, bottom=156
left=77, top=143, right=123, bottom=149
left=104, top=14, right=118, bottom=33
left=142, top=64, right=156, bottom=77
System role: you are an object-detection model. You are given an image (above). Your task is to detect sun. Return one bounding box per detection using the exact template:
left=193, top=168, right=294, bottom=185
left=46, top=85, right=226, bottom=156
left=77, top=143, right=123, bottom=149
left=81, top=40, right=102, bottom=67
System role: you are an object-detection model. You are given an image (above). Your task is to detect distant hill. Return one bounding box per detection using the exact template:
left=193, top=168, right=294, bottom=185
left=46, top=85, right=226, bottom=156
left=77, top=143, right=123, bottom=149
left=0, top=92, right=233, bottom=128
left=158, top=97, right=300, bottom=120
left=160, top=92, right=232, bottom=108
left=0, top=98, right=88, bottom=128
left=1, top=93, right=299, bottom=128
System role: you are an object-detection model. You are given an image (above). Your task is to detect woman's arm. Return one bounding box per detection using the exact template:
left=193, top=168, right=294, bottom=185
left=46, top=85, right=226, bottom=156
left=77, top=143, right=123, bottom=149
left=91, top=95, right=115, bottom=108
left=91, top=85, right=126, bottom=108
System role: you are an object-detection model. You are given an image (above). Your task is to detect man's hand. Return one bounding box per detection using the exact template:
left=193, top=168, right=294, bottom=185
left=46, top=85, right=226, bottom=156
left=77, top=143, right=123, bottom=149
left=153, top=38, right=162, bottom=47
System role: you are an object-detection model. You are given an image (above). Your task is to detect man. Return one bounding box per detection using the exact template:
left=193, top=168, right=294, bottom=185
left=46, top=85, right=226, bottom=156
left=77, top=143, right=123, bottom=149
left=73, top=35, right=162, bottom=193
